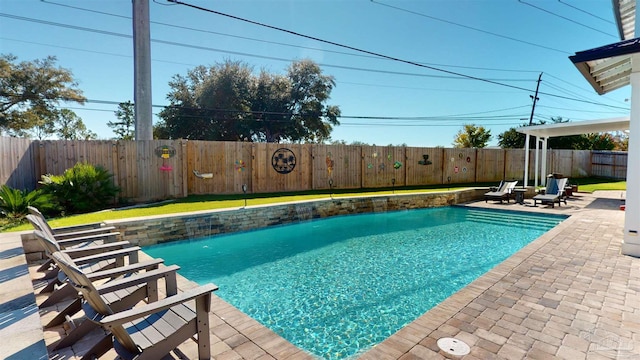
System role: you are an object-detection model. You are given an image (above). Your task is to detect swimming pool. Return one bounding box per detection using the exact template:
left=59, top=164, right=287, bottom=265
left=144, top=206, right=565, bottom=359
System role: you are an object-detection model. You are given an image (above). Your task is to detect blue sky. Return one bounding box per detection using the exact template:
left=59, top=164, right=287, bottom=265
left=0, top=0, right=631, bottom=146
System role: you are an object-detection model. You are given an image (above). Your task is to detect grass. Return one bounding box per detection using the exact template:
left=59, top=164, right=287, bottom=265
left=1, top=177, right=626, bottom=232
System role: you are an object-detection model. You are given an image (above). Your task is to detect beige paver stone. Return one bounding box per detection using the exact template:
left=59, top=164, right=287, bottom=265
left=406, top=345, right=441, bottom=360
left=232, top=341, right=267, bottom=360
left=497, top=342, right=527, bottom=360
left=557, top=345, right=586, bottom=359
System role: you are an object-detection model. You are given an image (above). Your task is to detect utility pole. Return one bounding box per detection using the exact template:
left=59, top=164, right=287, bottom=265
left=133, top=0, right=153, bottom=140
left=524, top=72, right=542, bottom=188
left=528, top=73, right=542, bottom=126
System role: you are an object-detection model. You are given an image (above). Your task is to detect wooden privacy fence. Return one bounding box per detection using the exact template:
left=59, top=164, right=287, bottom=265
left=590, top=151, right=628, bottom=179
left=1, top=137, right=604, bottom=203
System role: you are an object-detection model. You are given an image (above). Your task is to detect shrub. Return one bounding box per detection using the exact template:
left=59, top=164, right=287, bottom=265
left=40, top=162, right=120, bottom=214
left=0, top=185, right=57, bottom=220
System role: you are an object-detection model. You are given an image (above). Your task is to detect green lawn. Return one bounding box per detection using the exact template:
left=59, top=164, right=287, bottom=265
left=2, top=177, right=625, bottom=232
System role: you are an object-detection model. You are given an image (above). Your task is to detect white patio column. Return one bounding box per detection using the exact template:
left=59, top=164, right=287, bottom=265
left=622, top=53, right=640, bottom=257
left=541, top=137, right=548, bottom=186
left=534, top=139, right=540, bottom=188
left=524, top=134, right=530, bottom=187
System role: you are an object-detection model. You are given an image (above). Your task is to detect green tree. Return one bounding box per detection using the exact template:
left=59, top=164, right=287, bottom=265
left=583, top=133, right=616, bottom=150
left=453, top=124, right=491, bottom=148
left=156, top=58, right=340, bottom=143
left=53, top=109, right=96, bottom=140
left=0, top=54, right=85, bottom=135
left=108, top=101, right=135, bottom=140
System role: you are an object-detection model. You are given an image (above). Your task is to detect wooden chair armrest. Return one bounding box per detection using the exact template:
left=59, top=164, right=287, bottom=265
left=99, top=284, right=218, bottom=328
left=60, top=241, right=131, bottom=258
left=95, top=265, right=180, bottom=294
left=55, top=232, right=120, bottom=247
left=86, top=258, right=164, bottom=281
left=53, top=226, right=117, bottom=240
left=68, top=246, right=140, bottom=265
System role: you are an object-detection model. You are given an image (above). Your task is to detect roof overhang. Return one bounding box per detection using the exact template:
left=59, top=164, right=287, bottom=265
left=516, top=117, right=630, bottom=138
left=569, top=38, right=640, bottom=95
left=613, top=0, right=636, bottom=40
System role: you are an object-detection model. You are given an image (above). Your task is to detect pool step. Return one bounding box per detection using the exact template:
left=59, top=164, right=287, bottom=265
left=464, top=210, right=562, bottom=231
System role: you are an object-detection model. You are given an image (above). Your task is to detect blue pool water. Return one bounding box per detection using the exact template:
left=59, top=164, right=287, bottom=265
left=144, top=206, right=564, bottom=359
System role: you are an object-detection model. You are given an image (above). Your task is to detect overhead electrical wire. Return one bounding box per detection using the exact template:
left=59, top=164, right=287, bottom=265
left=517, top=0, right=617, bottom=38
left=370, top=0, right=570, bottom=54
left=0, top=13, right=534, bottom=82
left=3, top=5, right=629, bottom=112
left=163, top=0, right=541, bottom=91
left=557, top=0, right=615, bottom=25
left=39, top=0, right=542, bottom=74
left=80, top=98, right=527, bottom=122
left=160, top=1, right=631, bottom=110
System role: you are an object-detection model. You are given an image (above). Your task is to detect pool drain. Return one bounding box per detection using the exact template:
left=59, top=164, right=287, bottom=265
left=437, top=337, right=470, bottom=357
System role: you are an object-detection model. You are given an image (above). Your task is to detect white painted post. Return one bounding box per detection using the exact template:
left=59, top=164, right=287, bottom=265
left=534, top=138, right=540, bottom=188
left=541, top=138, right=548, bottom=186
left=524, top=134, right=530, bottom=187
left=622, top=53, right=640, bottom=257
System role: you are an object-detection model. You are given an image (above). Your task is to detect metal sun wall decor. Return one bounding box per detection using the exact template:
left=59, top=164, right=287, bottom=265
left=272, top=148, right=296, bottom=174
left=154, top=145, right=176, bottom=172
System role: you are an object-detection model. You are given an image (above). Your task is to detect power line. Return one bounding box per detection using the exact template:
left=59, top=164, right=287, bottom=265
left=163, top=1, right=540, bottom=92
left=557, top=0, right=615, bottom=25
left=162, top=1, right=631, bottom=111
left=81, top=98, right=528, bottom=121
left=370, top=0, right=570, bottom=55
left=518, top=0, right=617, bottom=39
left=40, top=0, right=540, bottom=74
left=2, top=11, right=629, bottom=111
left=0, top=14, right=534, bottom=82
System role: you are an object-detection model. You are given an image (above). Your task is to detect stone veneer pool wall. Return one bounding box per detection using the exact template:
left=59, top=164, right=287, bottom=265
left=22, top=188, right=489, bottom=261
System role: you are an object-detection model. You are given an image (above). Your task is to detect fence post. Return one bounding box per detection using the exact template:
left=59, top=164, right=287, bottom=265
left=180, top=140, right=188, bottom=197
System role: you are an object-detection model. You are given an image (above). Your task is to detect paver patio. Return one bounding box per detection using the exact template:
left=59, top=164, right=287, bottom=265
left=0, top=190, right=637, bottom=359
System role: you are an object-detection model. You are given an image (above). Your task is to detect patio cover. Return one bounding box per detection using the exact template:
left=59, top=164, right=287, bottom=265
left=569, top=38, right=640, bottom=95
left=516, top=117, right=630, bottom=190
left=517, top=117, right=630, bottom=138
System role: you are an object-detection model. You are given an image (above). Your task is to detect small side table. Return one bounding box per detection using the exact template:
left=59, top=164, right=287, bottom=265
left=513, top=189, right=526, bottom=204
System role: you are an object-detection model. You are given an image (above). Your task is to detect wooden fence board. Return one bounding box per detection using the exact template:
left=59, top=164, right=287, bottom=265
left=0, top=137, right=628, bottom=201
left=361, top=146, right=406, bottom=188
left=443, top=148, right=477, bottom=184
left=504, top=149, right=525, bottom=182
left=476, top=149, right=505, bottom=183
left=312, top=144, right=361, bottom=190
left=0, top=137, right=37, bottom=190
left=405, top=147, right=443, bottom=186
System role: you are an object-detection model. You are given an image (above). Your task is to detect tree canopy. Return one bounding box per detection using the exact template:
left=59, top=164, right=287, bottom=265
left=108, top=101, right=135, bottom=140
left=0, top=54, right=86, bottom=136
left=453, top=124, right=491, bottom=148
left=155, top=59, right=340, bottom=143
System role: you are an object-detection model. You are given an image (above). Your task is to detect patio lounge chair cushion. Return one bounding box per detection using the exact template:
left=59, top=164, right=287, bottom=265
left=533, top=178, right=568, bottom=208
left=484, top=181, right=518, bottom=203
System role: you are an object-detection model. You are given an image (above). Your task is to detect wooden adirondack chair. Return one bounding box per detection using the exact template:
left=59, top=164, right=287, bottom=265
left=28, top=206, right=117, bottom=241
left=53, top=251, right=218, bottom=360
left=26, top=211, right=121, bottom=276
left=29, top=224, right=137, bottom=307
left=44, top=248, right=181, bottom=358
